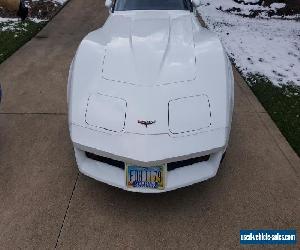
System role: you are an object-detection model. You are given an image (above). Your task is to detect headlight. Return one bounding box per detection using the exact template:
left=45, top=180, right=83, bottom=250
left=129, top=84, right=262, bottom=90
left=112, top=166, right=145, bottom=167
left=168, top=95, right=212, bottom=134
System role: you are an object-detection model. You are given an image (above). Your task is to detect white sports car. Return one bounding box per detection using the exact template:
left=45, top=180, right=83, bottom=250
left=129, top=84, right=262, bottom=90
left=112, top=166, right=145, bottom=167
left=68, top=0, right=234, bottom=193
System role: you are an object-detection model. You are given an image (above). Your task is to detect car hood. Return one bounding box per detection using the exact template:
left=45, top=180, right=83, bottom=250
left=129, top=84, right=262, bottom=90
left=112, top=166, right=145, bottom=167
left=69, top=11, right=233, bottom=138
left=101, top=11, right=196, bottom=86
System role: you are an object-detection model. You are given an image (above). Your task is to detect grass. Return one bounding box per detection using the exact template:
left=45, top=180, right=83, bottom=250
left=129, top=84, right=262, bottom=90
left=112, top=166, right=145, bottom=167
left=0, top=20, right=46, bottom=64
left=247, top=74, right=300, bottom=156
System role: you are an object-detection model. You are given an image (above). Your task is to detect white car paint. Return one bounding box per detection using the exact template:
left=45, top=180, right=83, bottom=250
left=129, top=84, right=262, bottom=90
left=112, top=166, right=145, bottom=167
left=68, top=6, right=234, bottom=193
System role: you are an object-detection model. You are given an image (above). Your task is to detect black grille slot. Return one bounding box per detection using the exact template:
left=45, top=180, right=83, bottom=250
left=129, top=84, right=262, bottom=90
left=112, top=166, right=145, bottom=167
left=86, top=152, right=125, bottom=169
left=86, top=152, right=209, bottom=172
left=167, top=155, right=210, bottom=171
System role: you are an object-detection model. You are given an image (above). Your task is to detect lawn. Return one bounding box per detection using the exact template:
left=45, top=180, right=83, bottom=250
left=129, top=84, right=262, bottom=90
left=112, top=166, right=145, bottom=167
left=0, top=20, right=46, bottom=64
left=198, top=0, right=300, bottom=156
left=0, top=0, right=66, bottom=64
left=248, top=74, right=300, bottom=156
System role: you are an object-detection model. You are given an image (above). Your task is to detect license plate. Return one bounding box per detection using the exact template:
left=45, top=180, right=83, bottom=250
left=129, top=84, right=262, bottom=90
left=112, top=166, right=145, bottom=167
left=126, top=164, right=165, bottom=190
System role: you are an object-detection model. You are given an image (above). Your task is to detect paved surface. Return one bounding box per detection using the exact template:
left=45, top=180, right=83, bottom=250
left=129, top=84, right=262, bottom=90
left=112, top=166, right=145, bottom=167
left=0, top=0, right=299, bottom=249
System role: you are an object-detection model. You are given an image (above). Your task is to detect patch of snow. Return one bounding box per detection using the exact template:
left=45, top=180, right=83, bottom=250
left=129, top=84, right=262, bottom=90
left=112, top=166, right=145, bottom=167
left=198, top=0, right=300, bottom=86
left=211, top=0, right=269, bottom=16
left=0, top=17, right=18, bottom=22
left=32, top=0, right=67, bottom=3
left=243, top=0, right=260, bottom=4
left=270, top=3, right=286, bottom=10
left=212, top=0, right=297, bottom=19
left=0, top=18, right=19, bottom=32
left=51, top=0, right=68, bottom=4
left=0, top=17, right=45, bottom=32
left=29, top=17, right=47, bottom=23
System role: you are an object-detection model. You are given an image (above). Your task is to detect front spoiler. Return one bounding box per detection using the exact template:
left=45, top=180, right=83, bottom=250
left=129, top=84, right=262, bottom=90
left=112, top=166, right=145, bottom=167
left=74, top=147, right=223, bottom=193
left=70, top=123, right=228, bottom=192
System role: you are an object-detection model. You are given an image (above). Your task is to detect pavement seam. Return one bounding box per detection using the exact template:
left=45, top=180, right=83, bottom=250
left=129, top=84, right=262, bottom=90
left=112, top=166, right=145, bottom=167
left=54, top=172, right=79, bottom=249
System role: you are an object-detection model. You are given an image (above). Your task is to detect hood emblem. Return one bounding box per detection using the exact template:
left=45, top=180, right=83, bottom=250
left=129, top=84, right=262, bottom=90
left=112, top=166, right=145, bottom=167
left=138, top=120, right=156, bottom=128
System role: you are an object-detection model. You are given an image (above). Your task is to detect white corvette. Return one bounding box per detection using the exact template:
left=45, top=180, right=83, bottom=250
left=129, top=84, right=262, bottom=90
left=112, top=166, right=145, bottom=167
left=68, top=0, right=234, bottom=193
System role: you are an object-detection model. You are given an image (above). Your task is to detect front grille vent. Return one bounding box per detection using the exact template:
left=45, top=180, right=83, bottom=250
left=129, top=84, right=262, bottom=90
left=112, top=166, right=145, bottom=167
left=86, top=152, right=210, bottom=172
left=86, top=152, right=125, bottom=169
left=167, top=155, right=210, bottom=171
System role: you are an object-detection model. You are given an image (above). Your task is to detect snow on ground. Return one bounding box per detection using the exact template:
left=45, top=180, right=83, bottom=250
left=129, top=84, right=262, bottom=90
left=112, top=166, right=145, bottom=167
left=213, top=0, right=297, bottom=19
left=198, top=0, right=300, bottom=86
left=270, top=3, right=286, bottom=10
left=0, top=0, right=66, bottom=31
left=31, top=0, right=68, bottom=4
left=0, top=17, right=23, bottom=32
left=52, top=0, right=68, bottom=4
left=0, top=17, right=46, bottom=32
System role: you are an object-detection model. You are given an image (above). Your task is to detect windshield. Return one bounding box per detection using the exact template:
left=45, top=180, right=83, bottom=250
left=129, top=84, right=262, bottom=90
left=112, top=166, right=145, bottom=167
left=114, top=0, right=192, bottom=11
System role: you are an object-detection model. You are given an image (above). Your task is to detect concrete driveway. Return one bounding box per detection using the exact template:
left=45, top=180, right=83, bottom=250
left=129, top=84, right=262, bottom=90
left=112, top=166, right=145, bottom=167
left=0, top=0, right=299, bottom=248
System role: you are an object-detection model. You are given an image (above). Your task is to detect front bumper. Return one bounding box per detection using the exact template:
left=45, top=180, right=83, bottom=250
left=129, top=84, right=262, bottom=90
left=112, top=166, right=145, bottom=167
left=71, top=123, right=227, bottom=193
left=74, top=146, right=223, bottom=193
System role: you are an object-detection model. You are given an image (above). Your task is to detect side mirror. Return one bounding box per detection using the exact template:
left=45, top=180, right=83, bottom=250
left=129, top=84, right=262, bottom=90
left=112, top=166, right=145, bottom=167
left=191, top=0, right=200, bottom=7
left=105, top=0, right=112, bottom=9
